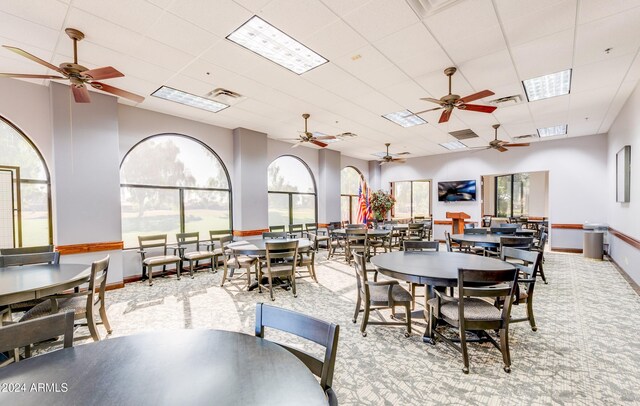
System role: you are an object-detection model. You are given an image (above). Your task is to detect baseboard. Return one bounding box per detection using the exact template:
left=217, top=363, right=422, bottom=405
left=105, top=281, right=124, bottom=291
left=608, top=256, right=640, bottom=296
left=550, top=247, right=583, bottom=253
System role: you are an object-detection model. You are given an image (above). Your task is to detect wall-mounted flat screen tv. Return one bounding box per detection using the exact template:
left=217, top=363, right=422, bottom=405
left=438, top=180, right=477, bottom=202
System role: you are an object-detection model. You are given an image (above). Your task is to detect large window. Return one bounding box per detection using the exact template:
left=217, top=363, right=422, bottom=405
left=496, top=173, right=530, bottom=217
left=120, top=135, right=231, bottom=248
left=268, top=156, right=316, bottom=226
left=0, top=116, right=52, bottom=248
left=392, top=180, right=431, bottom=220
left=341, top=166, right=362, bottom=224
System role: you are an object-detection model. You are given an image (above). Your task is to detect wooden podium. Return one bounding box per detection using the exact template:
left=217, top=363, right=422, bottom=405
left=446, top=212, right=470, bottom=234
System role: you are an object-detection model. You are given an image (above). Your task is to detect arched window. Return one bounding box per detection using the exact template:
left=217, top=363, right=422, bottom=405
left=268, top=156, right=317, bottom=227
left=341, top=166, right=363, bottom=224
left=0, top=116, right=52, bottom=248
left=120, top=134, right=232, bottom=248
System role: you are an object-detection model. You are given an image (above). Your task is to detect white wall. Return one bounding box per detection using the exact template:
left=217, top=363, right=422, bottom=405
left=381, top=134, right=608, bottom=248
left=606, top=82, right=640, bottom=283
left=341, top=156, right=370, bottom=183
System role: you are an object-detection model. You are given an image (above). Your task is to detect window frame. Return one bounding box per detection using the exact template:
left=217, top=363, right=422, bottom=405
left=494, top=173, right=529, bottom=218
left=119, top=133, right=233, bottom=248
left=267, top=155, right=317, bottom=226
left=390, top=179, right=431, bottom=220
left=340, top=166, right=363, bottom=224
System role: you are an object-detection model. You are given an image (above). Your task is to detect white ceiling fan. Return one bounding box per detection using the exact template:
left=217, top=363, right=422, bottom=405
left=285, top=113, right=357, bottom=148
left=374, top=143, right=410, bottom=165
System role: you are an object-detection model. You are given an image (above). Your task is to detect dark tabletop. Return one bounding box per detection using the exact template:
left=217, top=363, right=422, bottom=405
left=370, top=251, right=514, bottom=287
left=0, top=329, right=327, bottom=406
left=451, top=233, right=503, bottom=247
left=0, top=263, right=90, bottom=306
left=227, top=238, right=312, bottom=255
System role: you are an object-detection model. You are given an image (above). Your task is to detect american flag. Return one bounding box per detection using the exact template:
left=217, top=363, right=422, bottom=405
left=356, top=178, right=371, bottom=224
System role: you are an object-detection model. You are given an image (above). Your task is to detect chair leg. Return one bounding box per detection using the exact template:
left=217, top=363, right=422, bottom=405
left=352, top=294, right=361, bottom=323
left=360, top=303, right=370, bottom=337
left=460, top=326, right=470, bottom=374
left=291, top=273, right=297, bottom=298
left=267, top=273, right=274, bottom=301
left=190, top=261, right=195, bottom=279
left=99, top=303, right=113, bottom=334
left=148, top=266, right=153, bottom=286
left=220, top=265, right=228, bottom=287
left=410, top=284, right=416, bottom=310
left=526, top=299, right=537, bottom=331
left=404, top=302, right=412, bottom=337
left=500, top=328, right=511, bottom=373
left=87, top=305, right=100, bottom=341
left=538, top=262, right=548, bottom=284
left=176, top=261, right=181, bottom=280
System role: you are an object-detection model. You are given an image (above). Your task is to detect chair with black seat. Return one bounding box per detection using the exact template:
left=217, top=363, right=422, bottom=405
left=423, top=219, right=433, bottom=241
left=405, top=223, right=425, bottom=242
left=444, top=231, right=462, bottom=252
left=218, top=235, right=258, bottom=290
left=137, top=234, right=182, bottom=286
left=0, top=311, right=74, bottom=366
left=427, top=266, right=518, bottom=374
left=351, top=251, right=412, bottom=337
left=262, top=231, right=287, bottom=239
left=255, top=303, right=339, bottom=404
left=345, top=228, right=368, bottom=264
left=403, top=240, right=439, bottom=310
left=176, top=232, right=216, bottom=278
left=501, top=247, right=542, bottom=331
left=532, top=231, right=548, bottom=283
left=368, top=231, right=390, bottom=256
left=269, top=225, right=286, bottom=232
left=462, top=228, right=488, bottom=255
left=490, top=226, right=516, bottom=235
left=258, top=240, right=299, bottom=301
left=21, top=256, right=112, bottom=342
left=485, top=236, right=533, bottom=257
left=208, top=229, right=232, bottom=270
left=327, top=224, right=346, bottom=259
left=345, top=223, right=365, bottom=229
left=482, top=215, right=492, bottom=228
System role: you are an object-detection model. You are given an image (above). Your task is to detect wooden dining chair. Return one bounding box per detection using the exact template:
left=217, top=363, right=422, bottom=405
left=427, top=266, right=518, bottom=374
left=255, top=303, right=339, bottom=404
left=20, top=256, right=113, bottom=342
left=269, top=225, right=286, bottom=232
left=403, top=240, right=439, bottom=310
left=262, top=231, right=287, bottom=239
left=0, top=311, right=74, bottom=366
left=501, top=247, right=542, bottom=331
left=532, top=231, right=548, bottom=283
left=137, top=234, right=182, bottom=286
left=288, top=224, right=304, bottom=238
left=0, top=245, right=55, bottom=256
left=258, top=240, right=299, bottom=301
left=176, top=232, right=216, bottom=278
left=208, top=229, right=232, bottom=270
left=218, top=235, right=258, bottom=290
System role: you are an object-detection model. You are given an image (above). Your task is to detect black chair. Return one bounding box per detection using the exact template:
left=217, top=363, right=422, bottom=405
left=464, top=228, right=487, bottom=235
left=258, top=240, right=299, bottom=301
left=490, top=226, right=516, bottom=235
left=352, top=251, right=412, bottom=337
left=255, top=303, right=339, bottom=404
left=501, top=247, right=542, bottom=331
left=532, top=231, right=548, bottom=283
left=403, top=240, right=439, bottom=309
left=427, top=267, right=518, bottom=374
left=0, top=311, right=74, bottom=366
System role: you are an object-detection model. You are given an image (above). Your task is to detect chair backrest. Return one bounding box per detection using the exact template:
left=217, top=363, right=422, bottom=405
left=209, top=229, right=232, bottom=240
left=501, top=247, right=541, bottom=279
left=404, top=240, right=439, bottom=251
left=457, top=267, right=517, bottom=325
left=408, top=223, right=424, bottom=231
left=265, top=240, right=299, bottom=262
left=346, top=224, right=365, bottom=229
left=536, top=232, right=548, bottom=251
left=255, top=303, right=339, bottom=391
left=138, top=234, right=169, bottom=254
left=490, top=227, right=515, bottom=235
left=345, top=228, right=368, bottom=247
left=262, top=231, right=287, bottom=239
left=0, top=311, right=74, bottom=362
left=351, top=251, right=369, bottom=292
left=444, top=231, right=454, bottom=252
left=305, top=223, right=318, bottom=232
left=0, top=245, right=54, bottom=255
left=0, top=251, right=60, bottom=267
left=269, top=225, right=286, bottom=232
left=176, top=232, right=201, bottom=252
left=500, top=236, right=533, bottom=250
left=464, top=223, right=475, bottom=229
left=87, top=256, right=110, bottom=301
left=289, top=224, right=303, bottom=232
left=482, top=215, right=492, bottom=227
left=464, top=228, right=487, bottom=235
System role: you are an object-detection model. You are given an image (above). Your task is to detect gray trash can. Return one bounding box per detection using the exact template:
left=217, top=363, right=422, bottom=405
left=583, top=223, right=606, bottom=260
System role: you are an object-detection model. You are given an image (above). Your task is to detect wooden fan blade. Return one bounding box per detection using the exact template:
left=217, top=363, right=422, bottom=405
left=0, top=73, right=65, bottom=79
left=413, top=106, right=443, bottom=115
left=439, top=108, right=452, bottom=123
left=420, top=97, right=445, bottom=105
left=310, top=140, right=328, bottom=148
left=2, top=46, right=65, bottom=74
left=497, top=146, right=508, bottom=152
left=82, top=66, right=124, bottom=80
left=90, top=81, right=144, bottom=103
left=313, top=135, right=337, bottom=141
left=391, top=158, right=406, bottom=163
left=458, top=90, right=494, bottom=104
left=502, top=143, right=530, bottom=147
left=291, top=142, right=302, bottom=148
left=459, top=103, right=497, bottom=113
left=379, top=161, right=387, bottom=166
left=71, top=85, right=91, bottom=103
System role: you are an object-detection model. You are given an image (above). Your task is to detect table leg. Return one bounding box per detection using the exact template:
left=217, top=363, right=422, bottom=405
left=422, top=284, right=435, bottom=344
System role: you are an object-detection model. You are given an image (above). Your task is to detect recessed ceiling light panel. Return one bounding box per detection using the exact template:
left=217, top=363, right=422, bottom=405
left=523, top=69, right=572, bottom=101
left=537, top=124, right=567, bottom=138
left=382, top=110, right=426, bottom=128
left=227, top=16, right=328, bottom=75
left=440, top=141, right=467, bottom=150
left=152, top=86, right=229, bottom=113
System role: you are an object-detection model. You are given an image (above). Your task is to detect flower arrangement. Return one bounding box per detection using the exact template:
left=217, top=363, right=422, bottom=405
left=370, top=190, right=395, bottom=221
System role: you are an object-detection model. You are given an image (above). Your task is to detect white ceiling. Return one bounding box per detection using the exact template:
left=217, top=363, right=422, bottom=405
left=1, top=0, right=639, bottom=160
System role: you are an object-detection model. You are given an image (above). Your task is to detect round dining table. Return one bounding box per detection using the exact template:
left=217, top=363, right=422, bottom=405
left=451, top=233, right=503, bottom=248
left=0, top=329, right=328, bottom=406
left=226, top=238, right=312, bottom=255
left=0, top=263, right=90, bottom=307
left=329, top=228, right=390, bottom=237
left=370, top=251, right=514, bottom=342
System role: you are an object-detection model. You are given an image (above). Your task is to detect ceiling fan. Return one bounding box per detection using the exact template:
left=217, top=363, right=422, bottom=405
left=475, top=124, right=530, bottom=152
left=414, top=67, right=496, bottom=123
left=0, top=28, right=145, bottom=104
left=287, top=113, right=357, bottom=148
left=375, top=143, right=409, bottom=165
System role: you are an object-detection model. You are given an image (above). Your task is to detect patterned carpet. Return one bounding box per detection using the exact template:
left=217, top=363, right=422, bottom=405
left=57, top=251, right=640, bottom=404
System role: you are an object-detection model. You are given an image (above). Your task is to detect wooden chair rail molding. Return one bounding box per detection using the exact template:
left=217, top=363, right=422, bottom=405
left=550, top=224, right=583, bottom=230
left=56, top=241, right=124, bottom=256
left=232, top=229, right=269, bottom=237
left=608, top=227, right=640, bottom=250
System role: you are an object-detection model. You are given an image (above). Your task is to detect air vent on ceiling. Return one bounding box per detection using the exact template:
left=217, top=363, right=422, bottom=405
left=206, top=88, right=245, bottom=105
left=513, top=134, right=538, bottom=140
left=489, top=94, right=523, bottom=105
left=449, top=129, right=479, bottom=140
left=405, top=0, right=464, bottom=18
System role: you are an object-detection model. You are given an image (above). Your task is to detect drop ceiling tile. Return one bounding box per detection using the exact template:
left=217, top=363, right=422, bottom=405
left=198, top=39, right=257, bottom=76
left=500, top=0, right=576, bottom=47
left=145, top=13, right=219, bottom=57
left=343, top=0, right=418, bottom=42
left=414, top=67, right=474, bottom=100
left=494, top=0, right=570, bottom=21
left=0, top=11, right=61, bottom=51
left=501, top=121, right=537, bottom=138
left=65, top=8, right=145, bottom=55
left=318, top=0, right=366, bottom=17
left=259, top=0, right=338, bottom=40
left=168, top=0, right=252, bottom=38
left=374, top=23, right=439, bottom=63
left=304, top=63, right=373, bottom=99
left=492, top=103, right=531, bottom=124
left=459, top=50, right=519, bottom=90
left=572, top=53, right=635, bottom=93
left=232, top=0, right=273, bottom=13
left=0, top=0, right=68, bottom=30
left=72, top=0, right=164, bottom=33
left=436, top=25, right=507, bottom=65
left=304, top=20, right=368, bottom=60
left=393, top=46, right=453, bottom=79
left=358, top=65, right=411, bottom=90
left=351, top=91, right=400, bottom=114
left=598, top=79, right=637, bottom=131
left=528, top=94, right=570, bottom=117
left=133, top=37, right=196, bottom=72
left=578, top=0, right=640, bottom=24
left=511, top=29, right=573, bottom=78
left=381, top=80, right=433, bottom=110
left=574, top=8, right=640, bottom=66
